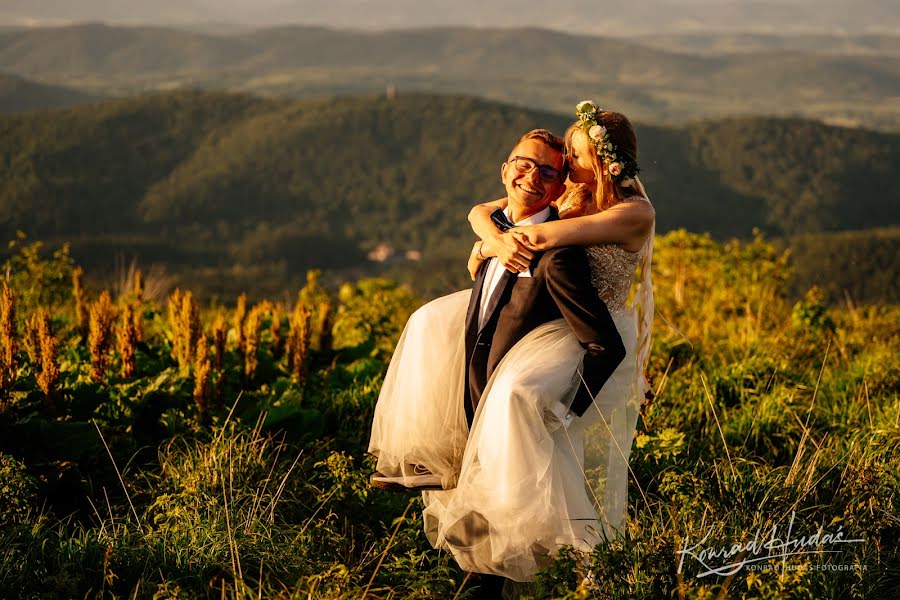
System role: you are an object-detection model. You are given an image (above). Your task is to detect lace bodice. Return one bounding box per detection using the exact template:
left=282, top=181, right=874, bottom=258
left=584, top=244, right=642, bottom=316
left=556, top=191, right=645, bottom=316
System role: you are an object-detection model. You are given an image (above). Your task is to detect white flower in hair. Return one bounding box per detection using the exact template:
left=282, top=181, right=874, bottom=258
left=609, top=162, right=623, bottom=176
left=588, top=125, right=607, bottom=141
left=576, top=100, right=598, bottom=115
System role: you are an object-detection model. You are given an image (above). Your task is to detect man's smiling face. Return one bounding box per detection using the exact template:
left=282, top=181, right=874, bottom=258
left=501, top=138, right=566, bottom=219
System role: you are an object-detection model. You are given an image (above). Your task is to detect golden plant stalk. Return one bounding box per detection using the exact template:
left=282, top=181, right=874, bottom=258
left=167, top=288, right=183, bottom=336
left=72, top=267, right=89, bottom=339
left=117, top=304, right=138, bottom=378
left=133, top=269, right=144, bottom=303
left=269, top=304, right=284, bottom=356
left=287, top=303, right=312, bottom=384
left=243, top=305, right=262, bottom=380
left=0, top=283, right=16, bottom=399
left=233, top=293, right=248, bottom=358
left=132, top=303, right=144, bottom=343
left=212, top=312, right=227, bottom=372
left=24, top=312, right=40, bottom=365
left=181, top=292, right=200, bottom=363
left=194, top=333, right=211, bottom=423
left=35, top=309, right=59, bottom=414
left=212, top=312, right=227, bottom=410
left=130, top=269, right=145, bottom=342
left=316, top=300, right=333, bottom=351
left=167, top=288, right=200, bottom=372
left=1, top=283, right=15, bottom=369
left=89, top=291, right=117, bottom=382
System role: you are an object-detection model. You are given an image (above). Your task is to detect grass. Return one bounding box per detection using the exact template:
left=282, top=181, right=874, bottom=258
left=0, top=231, right=897, bottom=598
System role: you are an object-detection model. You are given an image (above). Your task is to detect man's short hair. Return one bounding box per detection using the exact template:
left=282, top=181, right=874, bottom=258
left=511, top=128, right=566, bottom=155
left=509, top=128, right=568, bottom=178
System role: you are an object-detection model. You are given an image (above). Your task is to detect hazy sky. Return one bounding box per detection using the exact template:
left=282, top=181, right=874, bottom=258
left=0, top=0, right=896, bottom=35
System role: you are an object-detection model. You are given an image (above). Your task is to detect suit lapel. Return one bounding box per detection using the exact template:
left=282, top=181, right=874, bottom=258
left=465, top=259, right=489, bottom=340
left=479, top=267, right=515, bottom=333
left=471, top=205, right=559, bottom=334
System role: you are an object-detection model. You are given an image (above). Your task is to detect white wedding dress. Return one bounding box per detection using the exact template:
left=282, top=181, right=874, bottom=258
left=369, top=194, right=654, bottom=582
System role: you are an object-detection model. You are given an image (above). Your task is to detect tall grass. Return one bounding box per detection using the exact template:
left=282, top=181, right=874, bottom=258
left=0, top=232, right=896, bottom=598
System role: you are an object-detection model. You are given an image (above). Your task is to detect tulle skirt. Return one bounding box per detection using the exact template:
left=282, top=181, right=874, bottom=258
left=368, top=288, right=641, bottom=582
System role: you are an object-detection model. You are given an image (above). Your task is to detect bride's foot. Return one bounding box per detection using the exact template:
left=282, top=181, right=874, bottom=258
left=369, top=470, right=447, bottom=492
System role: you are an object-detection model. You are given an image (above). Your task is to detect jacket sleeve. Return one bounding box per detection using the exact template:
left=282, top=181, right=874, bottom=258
left=542, top=247, right=627, bottom=417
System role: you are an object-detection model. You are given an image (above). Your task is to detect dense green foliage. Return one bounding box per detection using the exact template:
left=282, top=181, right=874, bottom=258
left=2, top=24, right=900, bottom=130
left=1, top=92, right=898, bottom=302
left=0, top=232, right=897, bottom=598
left=784, top=227, right=900, bottom=304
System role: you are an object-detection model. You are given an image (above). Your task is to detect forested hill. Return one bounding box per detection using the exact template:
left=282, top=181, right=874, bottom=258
left=2, top=24, right=900, bottom=130
left=1, top=91, right=898, bottom=298
left=0, top=73, right=99, bottom=113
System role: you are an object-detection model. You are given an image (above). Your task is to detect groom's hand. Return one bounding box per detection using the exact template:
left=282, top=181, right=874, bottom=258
left=543, top=400, right=574, bottom=432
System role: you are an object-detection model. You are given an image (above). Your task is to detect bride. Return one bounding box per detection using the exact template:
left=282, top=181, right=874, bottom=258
left=368, top=101, right=656, bottom=585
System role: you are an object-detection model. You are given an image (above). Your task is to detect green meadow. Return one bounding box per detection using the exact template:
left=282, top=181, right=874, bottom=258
left=0, top=228, right=896, bottom=598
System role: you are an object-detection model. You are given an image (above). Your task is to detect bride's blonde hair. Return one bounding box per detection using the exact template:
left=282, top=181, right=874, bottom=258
left=563, top=110, right=639, bottom=212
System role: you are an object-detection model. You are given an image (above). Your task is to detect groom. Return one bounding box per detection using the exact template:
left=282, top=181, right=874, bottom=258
left=464, top=128, right=626, bottom=427
left=461, top=129, right=626, bottom=597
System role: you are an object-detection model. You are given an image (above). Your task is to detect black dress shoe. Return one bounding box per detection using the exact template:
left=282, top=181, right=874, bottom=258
left=369, top=471, right=444, bottom=492
left=470, top=573, right=507, bottom=599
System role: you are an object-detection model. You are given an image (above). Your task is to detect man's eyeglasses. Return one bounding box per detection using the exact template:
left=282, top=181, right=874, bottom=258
left=506, top=156, right=563, bottom=183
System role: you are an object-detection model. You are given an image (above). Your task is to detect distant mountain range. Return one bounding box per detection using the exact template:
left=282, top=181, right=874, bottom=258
left=2, top=0, right=899, bottom=36
left=638, top=32, right=900, bottom=56
left=2, top=24, right=900, bottom=131
left=1, top=91, right=897, bottom=300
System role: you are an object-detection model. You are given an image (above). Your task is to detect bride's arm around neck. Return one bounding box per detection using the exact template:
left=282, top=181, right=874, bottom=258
left=515, top=195, right=655, bottom=253
left=467, top=197, right=509, bottom=241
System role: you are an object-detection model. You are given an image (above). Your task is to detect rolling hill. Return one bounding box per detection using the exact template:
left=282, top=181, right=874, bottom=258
left=0, top=24, right=899, bottom=131
left=0, top=91, right=897, bottom=300
left=638, top=32, right=900, bottom=57
left=0, top=72, right=98, bottom=112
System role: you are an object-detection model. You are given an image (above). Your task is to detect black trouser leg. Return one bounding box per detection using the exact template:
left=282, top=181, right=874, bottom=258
left=472, top=573, right=507, bottom=599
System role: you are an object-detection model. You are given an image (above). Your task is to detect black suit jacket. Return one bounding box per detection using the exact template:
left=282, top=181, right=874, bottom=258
left=463, top=209, right=626, bottom=426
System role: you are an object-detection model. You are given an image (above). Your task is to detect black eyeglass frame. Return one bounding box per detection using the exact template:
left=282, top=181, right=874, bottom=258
left=506, top=155, right=567, bottom=183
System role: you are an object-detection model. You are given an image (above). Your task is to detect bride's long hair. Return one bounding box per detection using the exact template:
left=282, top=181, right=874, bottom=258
left=563, top=110, right=640, bottom=213
left=562, top=109, right=655, bottom=406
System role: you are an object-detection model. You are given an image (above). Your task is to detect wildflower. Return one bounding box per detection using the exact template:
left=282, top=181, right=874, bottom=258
left=72, top=267, right=89, bottom=339
left=194, top=333, right=211, bottom=423
left=576, top=100, right=597, bottom=115
left=243, top=305, right=262, bottom=380
left=117, top=304, right=137, bottom=378
left=89, top=291, right=117, bottom=382
left=588, top=125, right=607, bottom=141
left=1, top=284, right=16, bottom=391
left=35, top=309, right=59, bottom=415
left=287, top=303, right=312, bottom=385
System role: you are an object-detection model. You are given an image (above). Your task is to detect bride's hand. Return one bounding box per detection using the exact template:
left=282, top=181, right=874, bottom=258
left=510, top=224, right=548, bottom=252
left=484, top=232, right=533, bottom=272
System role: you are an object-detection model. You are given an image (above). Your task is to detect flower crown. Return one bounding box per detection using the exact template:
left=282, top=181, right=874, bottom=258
left=575, top=100, right=640, bottom=186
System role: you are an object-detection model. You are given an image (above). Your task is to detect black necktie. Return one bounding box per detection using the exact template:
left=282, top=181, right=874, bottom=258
left=491, top=209, right=516, bottom=232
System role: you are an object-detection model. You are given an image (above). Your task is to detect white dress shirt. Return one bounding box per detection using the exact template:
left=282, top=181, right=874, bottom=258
left=477, top=205, right=575, bottom=430
left=478, top=205, right=551, bottom=329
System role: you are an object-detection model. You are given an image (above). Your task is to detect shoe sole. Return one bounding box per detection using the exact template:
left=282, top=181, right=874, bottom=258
left=369, top=475, right=445, bottom=492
